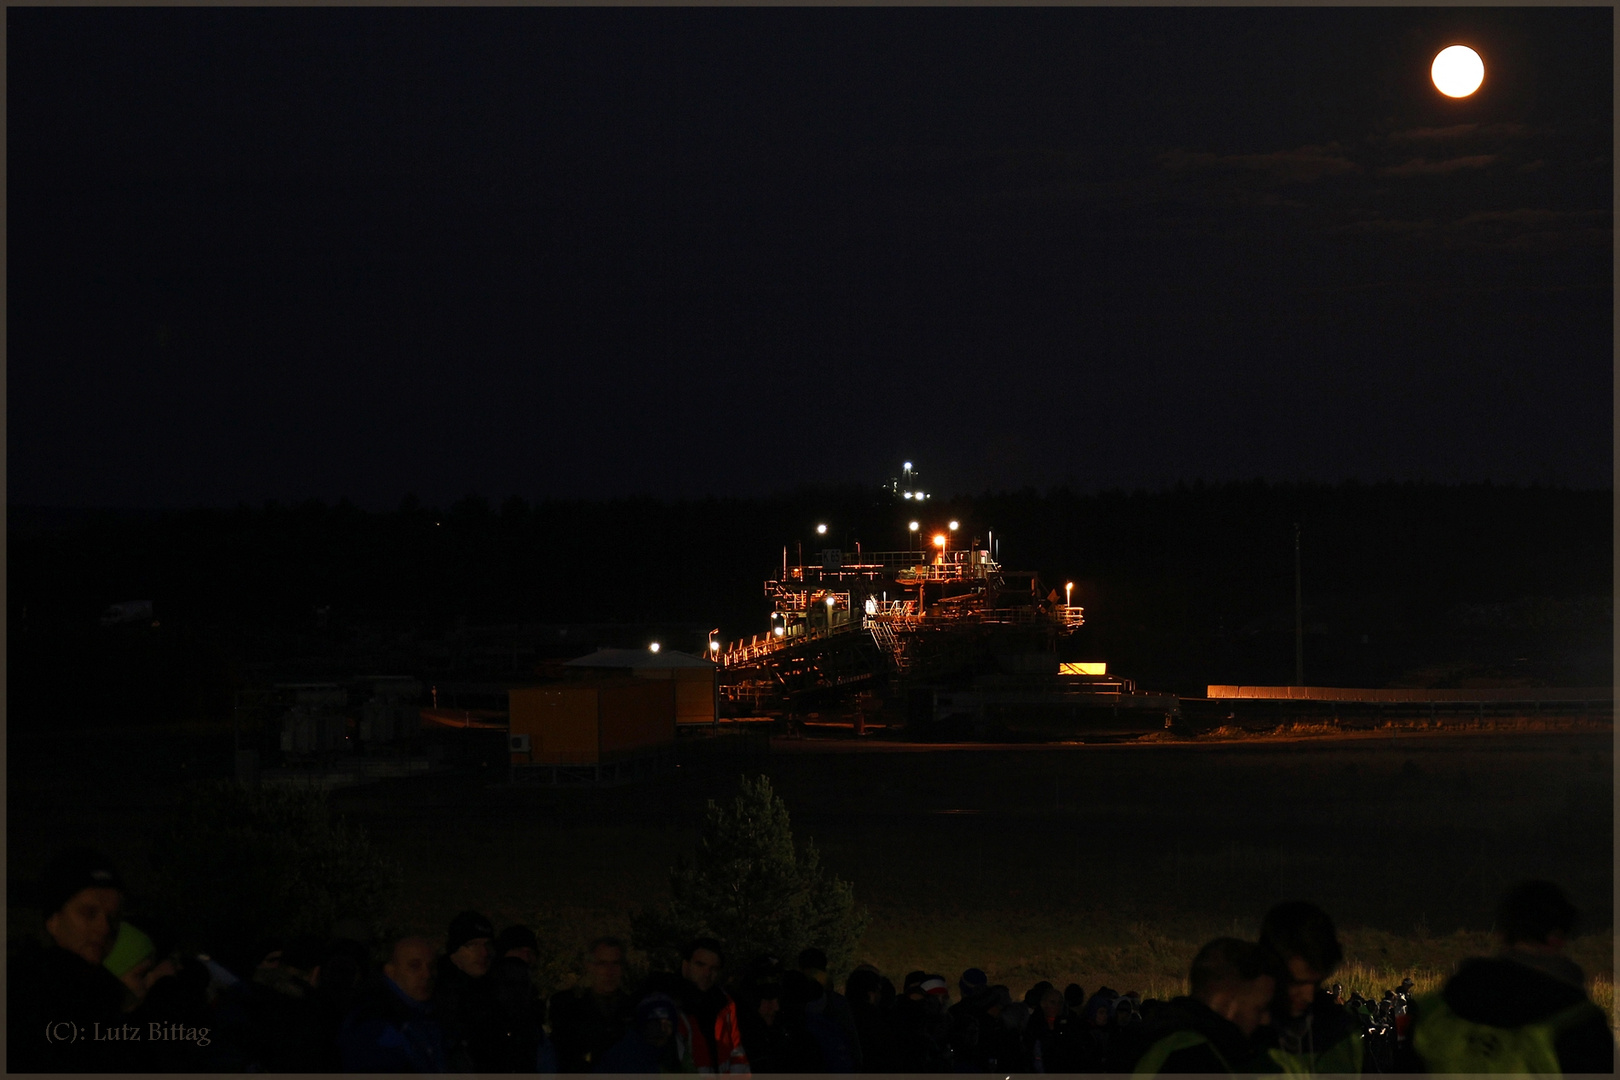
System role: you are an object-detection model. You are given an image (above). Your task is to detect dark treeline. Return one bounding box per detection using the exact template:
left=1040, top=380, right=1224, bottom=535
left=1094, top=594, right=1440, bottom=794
left=8, top=481, right=1611, bottom=726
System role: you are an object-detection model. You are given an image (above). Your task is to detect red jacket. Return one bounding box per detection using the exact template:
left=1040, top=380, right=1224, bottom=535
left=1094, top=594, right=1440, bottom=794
left=686, top=992, right=751, bottom=1076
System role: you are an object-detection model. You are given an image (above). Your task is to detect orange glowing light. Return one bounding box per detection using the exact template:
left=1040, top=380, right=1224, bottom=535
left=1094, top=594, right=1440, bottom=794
left=933, top=534, right=946, bottom=548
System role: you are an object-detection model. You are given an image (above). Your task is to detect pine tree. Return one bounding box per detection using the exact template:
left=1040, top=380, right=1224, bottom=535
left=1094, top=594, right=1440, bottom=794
left=632, top=775, right=867, bottom=979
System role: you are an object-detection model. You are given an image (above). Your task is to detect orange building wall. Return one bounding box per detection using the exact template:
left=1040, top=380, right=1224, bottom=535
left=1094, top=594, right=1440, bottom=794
left=510, top=685, right=602, bottom=765
left=510, top=679, right=676, bottom=765
left=599, top=680, right=676, bottom=761
left=674, top=668, right=717, bottom=725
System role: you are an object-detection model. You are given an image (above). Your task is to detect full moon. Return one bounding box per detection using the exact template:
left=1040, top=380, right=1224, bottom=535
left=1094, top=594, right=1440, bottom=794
left=1431, top=45, right=1484, bottom=98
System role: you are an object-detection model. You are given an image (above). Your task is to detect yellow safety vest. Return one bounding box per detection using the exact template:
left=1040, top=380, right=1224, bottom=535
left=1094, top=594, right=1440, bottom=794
left=1411, top=991, right=1602, bottom=1075
left=1266, top=1030, right=1364, bottom=1076
left=1133, top=1029, right=1233, bottom=1077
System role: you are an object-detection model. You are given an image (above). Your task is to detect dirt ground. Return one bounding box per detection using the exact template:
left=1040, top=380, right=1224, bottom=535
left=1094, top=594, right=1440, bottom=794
left=10, top=725, right=1613, bottom=993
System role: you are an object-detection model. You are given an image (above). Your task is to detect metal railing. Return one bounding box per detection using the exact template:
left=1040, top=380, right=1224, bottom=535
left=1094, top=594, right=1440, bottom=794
left=724, top=603, right=1082, bottom=670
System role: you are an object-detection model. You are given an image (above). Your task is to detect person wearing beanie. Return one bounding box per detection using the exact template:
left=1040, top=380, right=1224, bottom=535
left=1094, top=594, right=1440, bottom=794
left=947, top=967, right=1015, bottom=1073
left=41, top=848, right=124, bottom=966
left=432, top=910, right=494, bottom=1068
left=958, top=967, right=990, bottom=1000
left=467, top=924, right=556, bottom=1071
left=7, top=848, right=131, bottom=1072
left=797, top=945, right=863, bottom=1071
left=444, top=910, right=496, bottom=978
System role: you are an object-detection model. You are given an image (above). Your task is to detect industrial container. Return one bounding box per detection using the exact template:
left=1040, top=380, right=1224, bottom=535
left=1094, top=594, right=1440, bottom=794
left=564, top=649, right=718, bottom=727
left=508, top=679, right=675, bottom=766
left=671, top=666, right=718, bottom=726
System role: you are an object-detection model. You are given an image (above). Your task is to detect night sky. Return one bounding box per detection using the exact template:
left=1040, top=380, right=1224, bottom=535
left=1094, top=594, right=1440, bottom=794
left=9, top=8, right=1613, bottom=508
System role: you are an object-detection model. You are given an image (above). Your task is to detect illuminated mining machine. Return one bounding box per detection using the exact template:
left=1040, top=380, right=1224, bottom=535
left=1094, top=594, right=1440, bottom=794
left=718, top=515, right=1084, bottom=713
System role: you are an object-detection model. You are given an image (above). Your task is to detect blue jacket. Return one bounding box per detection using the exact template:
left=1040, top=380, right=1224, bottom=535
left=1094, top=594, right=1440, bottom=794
left=338, top=976, right=451, bottom=1073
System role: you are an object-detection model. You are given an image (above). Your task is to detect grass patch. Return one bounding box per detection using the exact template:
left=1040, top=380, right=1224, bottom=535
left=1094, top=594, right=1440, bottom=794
left=841, top=917, right=1614, bottom=1029
left=1189, top=717, right=1612, bottom=742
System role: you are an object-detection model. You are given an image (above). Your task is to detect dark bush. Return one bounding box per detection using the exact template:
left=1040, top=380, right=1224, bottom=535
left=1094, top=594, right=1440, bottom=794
left=149, top=782, right=399, bottom=954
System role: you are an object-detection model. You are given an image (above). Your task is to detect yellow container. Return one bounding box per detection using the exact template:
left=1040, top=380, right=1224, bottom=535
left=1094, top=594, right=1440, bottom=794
left=509, top=679, right=676, bottom=765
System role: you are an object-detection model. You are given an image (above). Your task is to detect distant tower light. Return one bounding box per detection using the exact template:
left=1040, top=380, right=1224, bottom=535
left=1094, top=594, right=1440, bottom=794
left=948, top=520, right=959, bottom=531
left=903, top=461, right=912, bottom=471
left=709, top=640, right=720, bottom=652
left=816, top=523, right=828, bottom=535
left=908, top=521, right=920, bottom=531
left=649, top=642, right=661, bottom=653
left=903, top=491, right=913, bottom=499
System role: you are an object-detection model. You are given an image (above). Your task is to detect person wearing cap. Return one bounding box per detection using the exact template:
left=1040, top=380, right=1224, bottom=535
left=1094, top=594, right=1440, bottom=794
left=677, top=936, right=751, bottom=1075
left=797, top=946, right=862, bottom=1071
left=1401, top=880, right=1615, bottom=1074
left=551, top=935, right=634, bottom=1072
left=890, top=972, right=954, bottom=1071
left=1118, top=938, right=1275, bottom=1075
left=8, top=848, right=131, bottom=1072
left=1254, top=899, right=1363, bottom=1075
left=432, top=909, right=494, bottom=1066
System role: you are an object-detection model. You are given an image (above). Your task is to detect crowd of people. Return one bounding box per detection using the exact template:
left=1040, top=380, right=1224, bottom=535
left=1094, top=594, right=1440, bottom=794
left=9, top=847, right=1615, bottom=1075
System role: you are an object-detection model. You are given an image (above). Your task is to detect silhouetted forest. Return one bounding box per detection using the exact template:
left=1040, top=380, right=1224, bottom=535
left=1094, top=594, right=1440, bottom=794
left=8, top=481, right=1611, bottom=727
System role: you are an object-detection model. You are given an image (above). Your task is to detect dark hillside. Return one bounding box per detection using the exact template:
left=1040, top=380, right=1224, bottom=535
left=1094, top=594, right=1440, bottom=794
left=8, top=481, right=1610, bottom=726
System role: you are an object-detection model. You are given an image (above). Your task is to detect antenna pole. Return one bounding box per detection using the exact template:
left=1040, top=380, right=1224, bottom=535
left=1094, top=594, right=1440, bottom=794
left=1294, top=522, right=1304, bottom=687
